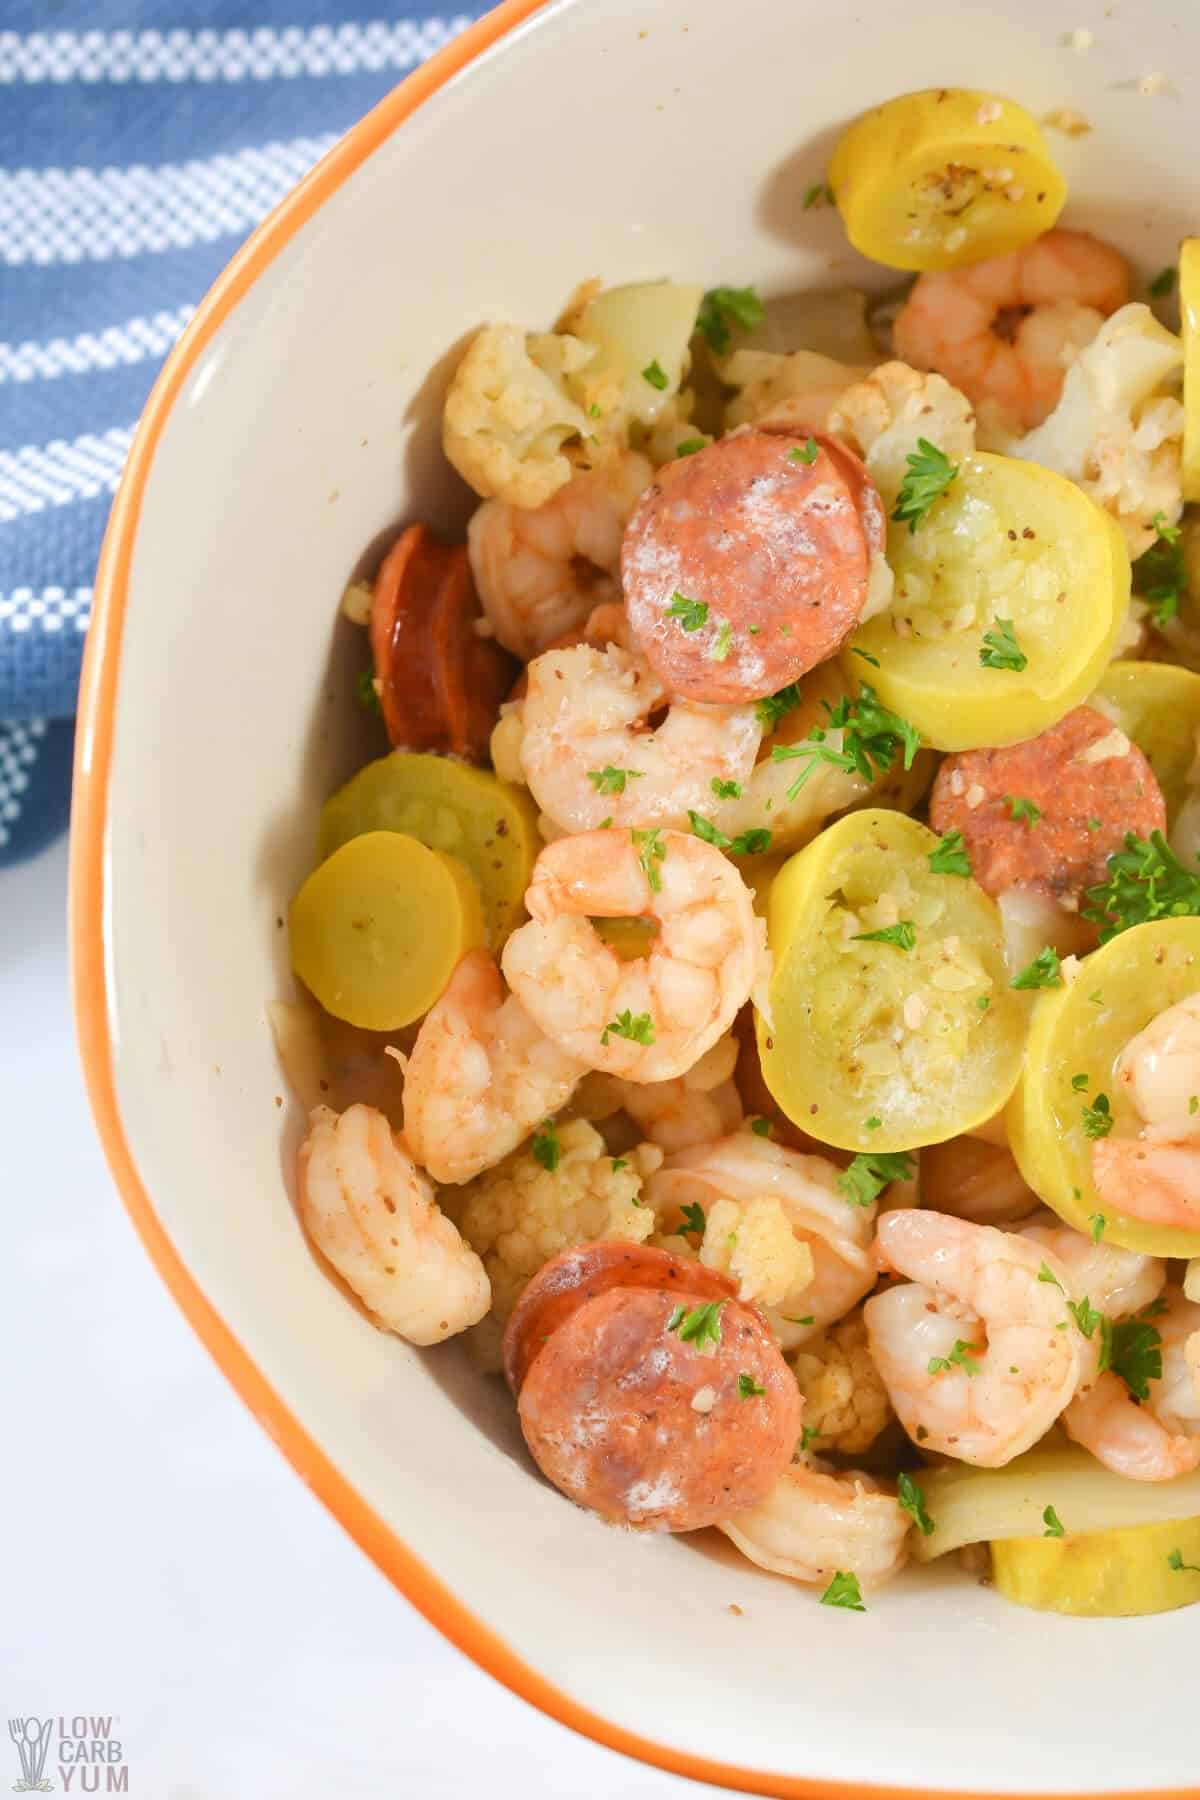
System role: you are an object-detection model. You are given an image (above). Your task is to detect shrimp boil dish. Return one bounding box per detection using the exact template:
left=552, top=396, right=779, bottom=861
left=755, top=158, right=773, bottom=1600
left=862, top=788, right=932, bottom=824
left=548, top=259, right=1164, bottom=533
left=275, top=85, right=1200, bottom=1619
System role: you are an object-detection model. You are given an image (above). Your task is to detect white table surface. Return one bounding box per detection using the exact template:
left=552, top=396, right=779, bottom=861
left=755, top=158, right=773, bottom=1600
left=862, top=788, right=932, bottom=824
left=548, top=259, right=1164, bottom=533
left=2, top=835, right=757, bottom=1800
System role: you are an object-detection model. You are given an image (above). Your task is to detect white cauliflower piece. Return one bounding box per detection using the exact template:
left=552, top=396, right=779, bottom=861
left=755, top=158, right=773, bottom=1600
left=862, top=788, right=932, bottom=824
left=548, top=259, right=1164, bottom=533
left=790, top=1308, right=893, bottom=1455
left=697, top=1195, right=815, bottom=1309
left=1005, top=303, right=1185, bottom=560
left=457, top=1119, right=659, bottom=1322
left=723, top=348, right=871, bottom=432
left=827, top=362, right=977, bottom=507
left=442, top=323, right=595, bottom=508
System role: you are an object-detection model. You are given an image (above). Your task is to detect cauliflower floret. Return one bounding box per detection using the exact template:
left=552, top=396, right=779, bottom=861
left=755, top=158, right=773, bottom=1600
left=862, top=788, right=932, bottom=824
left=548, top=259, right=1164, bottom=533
left=723, top=348, right=871, bottom=433
left=790, top=1308, right=894, bottom=1455
left=695, top=1195, right=815, bottom=1310
left=827, top=361, right=977, bottom=507
left=442, top=323, right=595, bottom=509
left=457, top=1119, right=660, bottom=1323
left=1005, top=302, right=1185, bottom=560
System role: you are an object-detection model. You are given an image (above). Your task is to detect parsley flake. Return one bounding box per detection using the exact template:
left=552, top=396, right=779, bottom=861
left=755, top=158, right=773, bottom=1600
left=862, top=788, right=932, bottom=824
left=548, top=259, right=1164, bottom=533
left=1133, top=513, right=1188, bottom=627
left=696, top=285, right=764, bottom=356
left=601, top=1009, right=656, bottom=1047
left=755, top=682, right=803, bottom=732
left=771, top=682, right=920, bottom=798
left=1042, top=1505, right=1066, bottom=1538
left=891, top=438, right=958, bottom=533
left=711, top=777, right=742, bottom=800
left=1083, top=830, right=1200, bottom=941
left=897, top=1471, right=935, bottom=1537
left=980, top=619, right=1028, bottom=672
left=1067, top=1296, right=1103, bottom=1340
left=675, top=436, right=707, bottom=458
left=531, top=1120, right=560, bottom=1172
left=633, top=826, right=666, bottom=892
left=1089, top=1213, right=1106, bottom=1243
left=737, top=1373, right=766, bottom=1399
left=1071, top=1073, right=1090, bottom=1091
left=853, top=920, right=917, bottom=951
left=750, top=1116, right=771, bottom=1138
left=802, top=181, right=835, bottom=210
left=611, top=1157, right=629, bottom=1173
left=588, top=765, right=643, bottom=795
left=799, top=1424, right=821, bottom=1452
left=838, top=1150, right=915, bottom=1207
left=819, top=1571, right=866, bottom=1611
left=667, top=1299, right=726, bottom=1349
left=1099, top=1315, right=1163, bottom=1400
left=665, top=591, right=708, bottom=632
left=679, top=1201, right=707, bottom=1239
left=851, top=646, right=881, bottom=667
left=1081, top=1093, right=1113, bottom=1139
left=929, top=830, right=972, bottom=876
left=641, top=358, right=669, bottom=391
left=1005, top=795, right=1042, bottom=828
left=708, top=619, right=734, bottom=662
left=1150, top=265, right=1178, bottom=298
left=1168, top=1548, right=1200, bottom=1574
left=356, top=669, right=382, bottom=715
left=789, top=437, right=820, bottom=465
left=1011, top=945, right=1063, bottom=990
left=928, top=1339, right=983, bottom=1377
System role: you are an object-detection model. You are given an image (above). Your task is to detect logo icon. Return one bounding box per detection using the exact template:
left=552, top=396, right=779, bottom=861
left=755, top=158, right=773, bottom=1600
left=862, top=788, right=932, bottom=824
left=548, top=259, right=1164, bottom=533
left=7, top=1720, right=52, bottom=1793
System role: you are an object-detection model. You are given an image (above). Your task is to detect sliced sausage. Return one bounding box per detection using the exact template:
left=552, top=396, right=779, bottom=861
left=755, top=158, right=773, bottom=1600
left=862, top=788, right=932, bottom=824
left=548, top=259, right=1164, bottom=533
left=503, top=1241, right=735, bottom=1396
left=929, top=704, right=1167, bottom=905
left=621, top=427, right=877, bottom=705
left=517, top=1284, right=801, bottom=1530
left=370, top=524, right=518, bottom=762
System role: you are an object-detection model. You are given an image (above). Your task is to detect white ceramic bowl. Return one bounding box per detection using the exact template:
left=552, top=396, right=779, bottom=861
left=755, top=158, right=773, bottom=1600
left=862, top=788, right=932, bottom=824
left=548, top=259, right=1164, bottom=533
left=73, top=3, right=1199, bottom=1793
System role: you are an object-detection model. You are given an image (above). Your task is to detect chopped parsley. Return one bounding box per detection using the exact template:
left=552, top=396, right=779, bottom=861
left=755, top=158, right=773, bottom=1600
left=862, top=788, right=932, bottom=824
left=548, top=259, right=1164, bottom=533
left=928, top=830, right=972, bottom=876
left=587, top=764, right=643, bottom=795
left=679, top=1201, right=707, bottom=1239
left=696, top=284, right=764, bottom=356
left=1037, top=1261, right=1064, bottom=1290
left=356, top=668, right=382, bottom=714
left=1011, top=945, right=1063, bottom=990
left=1005, top=795, right=1042, bottom=827
left=851, top=646, right=881, bottom=667
left=1133, top=512, right=1187, bottom=627
left=1081, top=1093, right=1113, bottom=1139
left=771, top=682, right=921, bottom=798
left=1071, top=1073, right=1090, bottom=1091
left=737, top=1373, right=767, bottom=1399
left=1150, top=266, right=1178, bottom=298
left=666, top=1299, right=726, bottom=1348
left=686, top=811, right=772, bottom=856
left=531, top=1120, right=560, bottom=1172
left=755, top=681, right=803, bottom=732
left=838, top=1150, right=915, bottom=1207
left=802, top=181, right=835, bottom=210
left=819, top=1571, right=866, bottom=1611
left=1098, top=1315, right=1163, bottom=1400
left=675, top=437, right=707, bottom=458
left=611, top=1157, right=629, bottom=1173
left=928, top=1339, right=982, bottom=1377
left=601, top=1009, right=656, bottom=1047
left=1042, top=1505, right=1066, bottom=1539
left=711, top=777, right=742, bottom=800
left=789, top=437, right=820, bottom=465
left=865, top=1116, right=882, bottom=1131
left=1089, top=1213, right=1106, bottom=1243
left=709, top=619, right=734, bottom=661
left=1083, top=830, right=1200, bottom=941
left=633, top=826, right=666, bottom=892
left=665, top=591, right=709, bottom=632
left=1087, top=816, right=1102, bottom=832
left=897, top=1471, right=935, bottom=1537
left=1167, top=1548, right=1200, bottom=1574
left=641, top=358, right=669, bottom=391
left=800, top=1424, right=821, bottom=1452
left=891, top=438, right=958, bottom=533
left=732, top=827, right=772, bottom=855
left=852, top=920, right=917, bottom=951
left=980, top=619, right=1028, bottom=672
left=1067, top=1296, right=1103, bottom=1340
left=750, top=1116, right=771, bottom=1137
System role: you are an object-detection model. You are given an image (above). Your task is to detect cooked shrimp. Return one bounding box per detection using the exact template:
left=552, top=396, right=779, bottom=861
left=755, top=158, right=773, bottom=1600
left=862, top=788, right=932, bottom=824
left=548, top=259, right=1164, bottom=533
left=613, top=1030, right=744, bottom=1152
left=1064, top=1288, right=1200, bottom=1479
left=467, top=452, right=652, bottom=660
left=718, top=1463, right=910, bottom=1590
left=1018, top=1210, right=1166, bottom=1331
left=501, top=828, right=765, bottom=1082
left=1092, top=994, right=1200, bottom=1229
left=644, top=1134, right=878, bottom=1347
left=402, top=949, right=585, bottom=1185
left=864, top=1211, right=1082, bottom=1466
left=893, top=229, right=1129, bottom=432
left=919, top=1135, right=1040, bottom=1227
left=297, top=1103, right=490, bottom=1343
left=514, top=642, right=762, bottom=835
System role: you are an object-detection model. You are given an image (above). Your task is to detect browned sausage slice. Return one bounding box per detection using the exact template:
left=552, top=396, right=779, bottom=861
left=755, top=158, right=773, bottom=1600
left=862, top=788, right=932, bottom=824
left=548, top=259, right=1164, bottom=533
left=621, top=428, right=875, bottom=705
left=929, top=704, right=1167, bottom=904
left=370, top=524, right=518, bottom=762
left=516, top=1285, right=801, bottom=1530
left=503, top=1241, right=735, bottom=1396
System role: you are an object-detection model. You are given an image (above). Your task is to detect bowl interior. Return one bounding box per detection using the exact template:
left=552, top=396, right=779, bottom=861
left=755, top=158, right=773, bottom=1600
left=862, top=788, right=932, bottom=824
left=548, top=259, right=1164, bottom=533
left=101, top=0, right=1198, bottom=1790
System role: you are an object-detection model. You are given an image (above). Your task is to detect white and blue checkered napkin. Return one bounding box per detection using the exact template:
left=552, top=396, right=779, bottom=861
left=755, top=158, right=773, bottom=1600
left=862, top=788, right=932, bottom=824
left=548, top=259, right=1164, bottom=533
left=0, top=1, right=484, bottom=863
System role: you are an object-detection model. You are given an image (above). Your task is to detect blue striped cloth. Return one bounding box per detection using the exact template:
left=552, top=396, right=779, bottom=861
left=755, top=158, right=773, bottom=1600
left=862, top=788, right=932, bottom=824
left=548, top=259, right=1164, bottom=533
left=0, top=1, right=484, bottom=863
